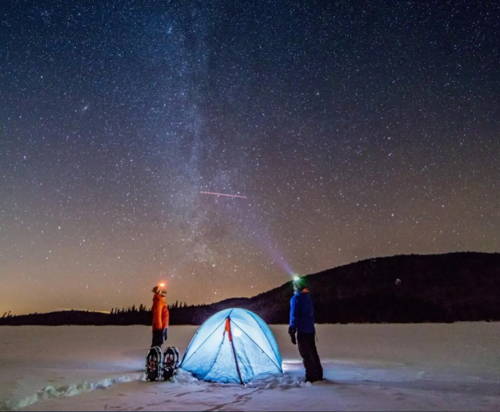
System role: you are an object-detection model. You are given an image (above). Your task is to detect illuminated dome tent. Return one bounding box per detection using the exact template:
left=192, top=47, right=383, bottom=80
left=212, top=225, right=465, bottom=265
left=180, top=308, right=282, bottom=384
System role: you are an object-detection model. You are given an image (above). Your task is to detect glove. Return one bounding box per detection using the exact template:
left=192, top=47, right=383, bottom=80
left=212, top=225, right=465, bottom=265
left=162, top=328, right=168, bottom=342
left=288, top=326, right=297, bottom=345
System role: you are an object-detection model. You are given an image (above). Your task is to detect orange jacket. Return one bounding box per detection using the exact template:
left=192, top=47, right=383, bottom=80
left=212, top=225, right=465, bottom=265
left=152, top=294, right=169, bottom=330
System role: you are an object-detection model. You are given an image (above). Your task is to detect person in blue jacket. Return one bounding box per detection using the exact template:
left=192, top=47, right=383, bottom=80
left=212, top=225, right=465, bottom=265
left=289, top=275, right=323, bottom=382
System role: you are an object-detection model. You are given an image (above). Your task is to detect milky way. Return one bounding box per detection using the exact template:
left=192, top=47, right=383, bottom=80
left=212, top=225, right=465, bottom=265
left=0, top=1, right=498, bottom=314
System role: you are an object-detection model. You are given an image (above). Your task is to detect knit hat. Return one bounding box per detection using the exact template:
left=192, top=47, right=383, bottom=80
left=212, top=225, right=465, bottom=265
left=152, top=283, right=167, bottom=296
left=292, top=275, right=307, bottom=291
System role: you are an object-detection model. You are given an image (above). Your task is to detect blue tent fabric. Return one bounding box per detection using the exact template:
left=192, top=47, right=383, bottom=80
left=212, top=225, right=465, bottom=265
left=180, top=308, right=283, bottom=383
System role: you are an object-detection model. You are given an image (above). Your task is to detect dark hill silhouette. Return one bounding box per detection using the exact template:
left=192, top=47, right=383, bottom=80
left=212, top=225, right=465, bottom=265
left=1, top=252, right=499, bottom=325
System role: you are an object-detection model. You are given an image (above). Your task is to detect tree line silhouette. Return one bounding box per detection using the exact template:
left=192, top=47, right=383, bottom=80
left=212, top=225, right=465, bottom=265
left=0, top=301, right=204, bottom=326
left=110, top=300, right=189, bottom=315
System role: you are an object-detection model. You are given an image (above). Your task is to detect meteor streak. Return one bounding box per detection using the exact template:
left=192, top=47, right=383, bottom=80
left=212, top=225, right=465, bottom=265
left=200, top=191, right=248, bottom=199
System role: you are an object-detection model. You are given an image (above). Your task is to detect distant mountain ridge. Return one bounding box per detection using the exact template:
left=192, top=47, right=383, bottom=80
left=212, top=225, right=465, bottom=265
left=2, top=252, right=499, bottom=325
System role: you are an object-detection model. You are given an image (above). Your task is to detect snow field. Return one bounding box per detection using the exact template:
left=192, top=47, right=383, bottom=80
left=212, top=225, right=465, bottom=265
left=0, top=323, right=499, bottom=410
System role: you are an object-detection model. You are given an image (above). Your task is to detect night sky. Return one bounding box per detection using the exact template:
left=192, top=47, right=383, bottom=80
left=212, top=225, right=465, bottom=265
left=1, top=1, right=498, bottom=315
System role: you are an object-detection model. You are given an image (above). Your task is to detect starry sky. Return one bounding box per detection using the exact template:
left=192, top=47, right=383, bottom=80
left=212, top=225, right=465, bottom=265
left=1, top=0, right=499, bottom=314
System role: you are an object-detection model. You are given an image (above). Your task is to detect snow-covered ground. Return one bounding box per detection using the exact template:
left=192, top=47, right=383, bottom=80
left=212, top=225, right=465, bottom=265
left=1, top=322, right=499, bottom=411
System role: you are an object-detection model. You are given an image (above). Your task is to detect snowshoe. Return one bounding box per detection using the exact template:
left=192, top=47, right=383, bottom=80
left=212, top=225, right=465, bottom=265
left=162, top=346, right=180, bottom=380
left=146, top=346, right=163, bottom=381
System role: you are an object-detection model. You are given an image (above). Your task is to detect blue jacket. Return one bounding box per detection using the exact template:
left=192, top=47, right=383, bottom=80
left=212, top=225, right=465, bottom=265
left=289, top=290, right=315, bottom=333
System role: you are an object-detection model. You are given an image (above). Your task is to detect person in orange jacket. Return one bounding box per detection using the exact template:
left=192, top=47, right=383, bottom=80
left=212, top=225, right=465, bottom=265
left=151, top=283, right=169, bottom=348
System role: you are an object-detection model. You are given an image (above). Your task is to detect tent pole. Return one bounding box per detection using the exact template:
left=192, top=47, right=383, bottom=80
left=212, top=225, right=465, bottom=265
left=226, top=316, right=244, bottom=384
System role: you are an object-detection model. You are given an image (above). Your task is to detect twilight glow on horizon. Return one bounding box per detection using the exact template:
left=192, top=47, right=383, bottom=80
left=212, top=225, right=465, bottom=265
left=1, top=1, right=498, bottom=314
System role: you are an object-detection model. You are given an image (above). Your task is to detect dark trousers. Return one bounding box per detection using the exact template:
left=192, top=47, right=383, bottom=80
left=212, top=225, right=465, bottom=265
left=151, top=329, right=167, bottom=347
left=297, top=332, right=323, bottom=382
